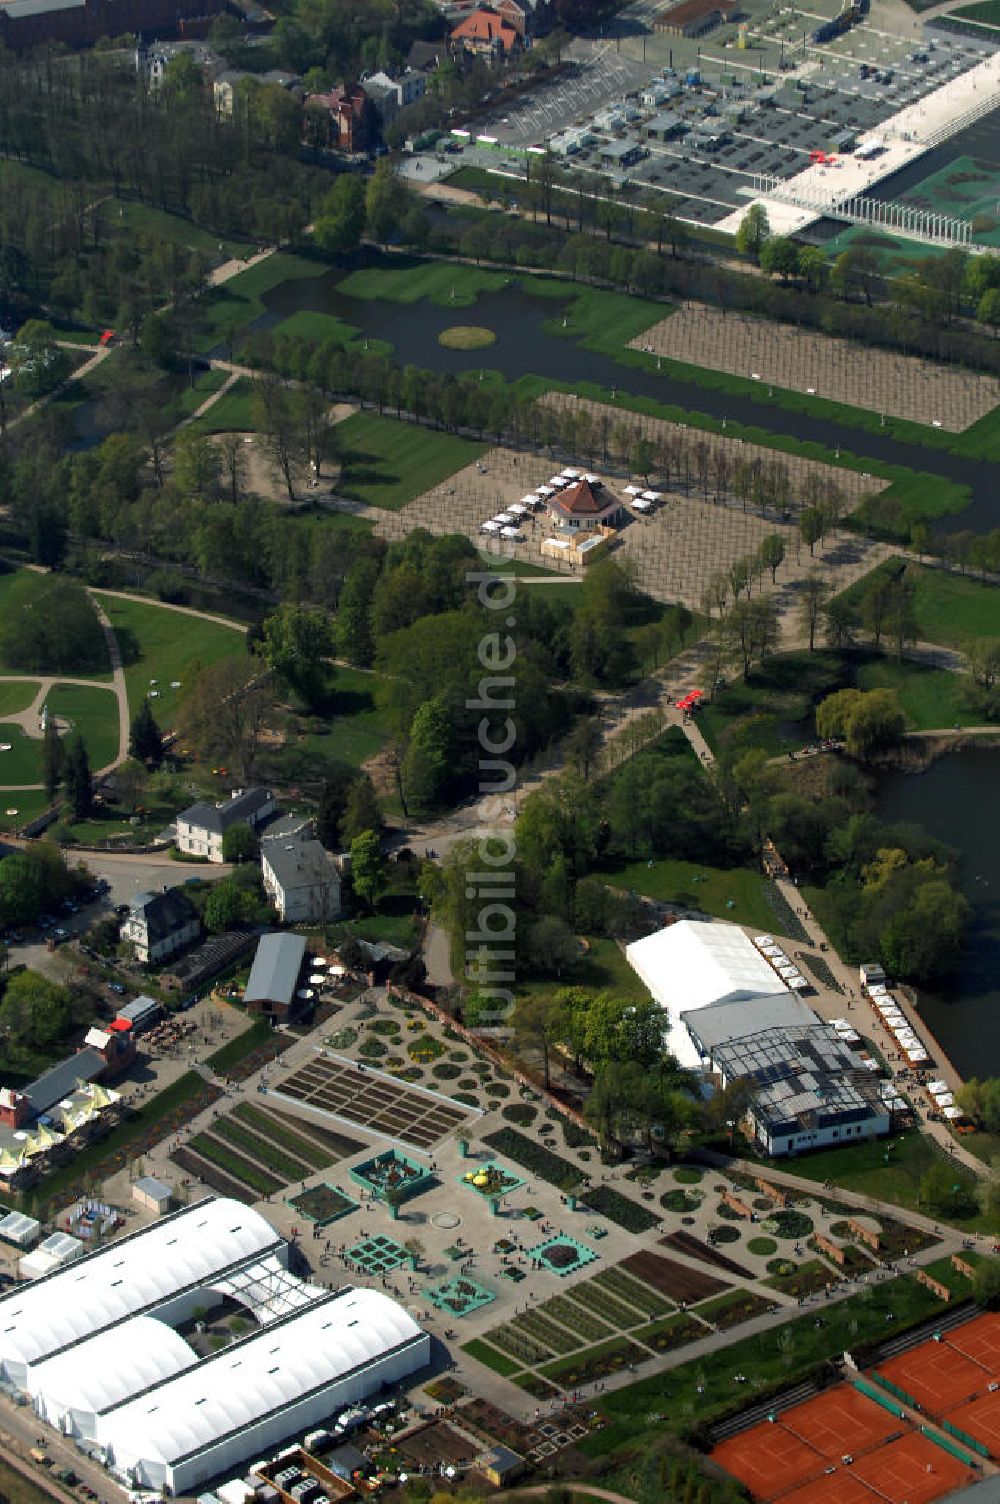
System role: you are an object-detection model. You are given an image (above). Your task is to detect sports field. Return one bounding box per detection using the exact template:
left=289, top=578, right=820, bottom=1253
left=712, top=1383, right=975, bottom=1503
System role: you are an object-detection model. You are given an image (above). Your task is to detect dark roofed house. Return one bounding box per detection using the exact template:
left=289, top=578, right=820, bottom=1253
left=244, top=932, right=307, bottom=1020
left=303, top=83, right=374, bottom=154
left=121, top=888, right=201, bottom=966
left=23, top=1050, right=106, bottom=1119
left=176, top=787, right=276, bottom=863
left=545, top=476, right=622, bottom=531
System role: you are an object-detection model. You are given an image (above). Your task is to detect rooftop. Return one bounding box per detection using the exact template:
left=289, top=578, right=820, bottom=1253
left=179, top=788, right=273, bottom=837
left=263, top=839, right=338, bottom=893
left=244, top=932, right=307, bottom=1007
left=128, top=887, right=199, bottom=945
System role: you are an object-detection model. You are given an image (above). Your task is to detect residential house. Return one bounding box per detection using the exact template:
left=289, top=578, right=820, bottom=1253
left=449, top=7, right=523, bottom=62
left=121, top=888, right=201, bottom=966
left=175, top=787, right=277, bottom=863
left=213, top=67, right=303, bottom=115
left=262, top=840, right=342, bottom=924
left=407, top=38, right=444, bottom=72
left=303, top=84, right=374, bottom=154
left=361, top=68, right=426, bottom=125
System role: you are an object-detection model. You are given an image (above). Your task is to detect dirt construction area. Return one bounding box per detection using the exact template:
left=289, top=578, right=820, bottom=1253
left=632, top=304, right=1000, bottom=431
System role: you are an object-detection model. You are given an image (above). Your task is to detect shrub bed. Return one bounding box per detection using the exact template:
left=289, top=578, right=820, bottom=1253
left=432, top=1062, right=462, bottom=1080
left=513, top=1373, right=560, bottom=1400
left=711, top=1226, right=740, bottom=1244
left=358, top=1037, right=388, bottom=1059
left=368, top=1018, right=401, bottom=1036
left=483, top=1126, right=583, bottom=1192
left=768, top=1209, right=814, bottom=1240
left=484, top=1081, right=510, bottom=1098
left=694, top=1290, right=778, bottom=1330
left=540, top=1338, right=647, bottom=1388
left=633, top=1314, right=708, bottom=1354
left=764, top=1258, right=835, bottom=1299
left=408, top=1035, right=445, bottom=1063
left=563, top=1119, right=597, bottom=1149
left=661, top=1190, right=700, bottom=1213
left=502, top=1103, right=537, bottom=1126
left=585, top=1184, right=659, bottom=1233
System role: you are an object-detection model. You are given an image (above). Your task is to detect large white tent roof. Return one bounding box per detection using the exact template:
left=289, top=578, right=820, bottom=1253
left=626, top=920, right=791, bottom=1069
left=0, top=1199, right=280, bottom=1372
left=32, top=1315, right=198, bottom=1421
left=99, top=1288, right=423, bottom=1469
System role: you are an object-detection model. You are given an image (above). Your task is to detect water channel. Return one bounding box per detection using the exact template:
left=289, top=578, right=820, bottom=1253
left=878, top=746, right=1000, bottom=1078
left=257, top=255, right=1000, bottom=531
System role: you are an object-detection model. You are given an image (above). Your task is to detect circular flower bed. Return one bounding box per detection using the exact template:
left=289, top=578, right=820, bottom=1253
left=673, top=1167, right=703, bottom=1185
left=368, top=1018, right=401, bottom=1036
left=747, top=1236, right=778, bottom=1256
left=711, top=1226, right=740, bottom=1244
left=716, top=1200, right=744, bottom=1221
left=767, top=1257, right=797, bottom=1277
left=459, top=1077, right=480, bottom=1092
left=438, top=325, right=496, bottom=349
left=408, top=1035, right=445, bottom=1063
left=358, top=1037, right=388, bottom=1059
left=503, top=1103, right=537, bottom=1126
left=770, top=1209, right=814, bottom=1240
left=484, top=1081, right=510, bottom=1098
left=326, top=1026, right=357, bottom=1049
left=432, top=1061, right=462, bottom=1080
left=661, top=1190, right=700, bottom=1213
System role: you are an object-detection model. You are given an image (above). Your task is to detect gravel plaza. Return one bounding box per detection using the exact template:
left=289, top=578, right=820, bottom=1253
left=632, top=303, right=1000, bottom=430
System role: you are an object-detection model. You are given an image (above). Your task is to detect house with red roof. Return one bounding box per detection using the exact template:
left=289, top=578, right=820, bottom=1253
left=545, top=475, right=622, bottom=531
left=303, top=83, right=373, bottom=154
left=450, top=6, right=524, bottom=61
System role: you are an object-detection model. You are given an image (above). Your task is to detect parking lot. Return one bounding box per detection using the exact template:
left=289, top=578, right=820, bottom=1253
left=433, top=7, right=997, bottom=233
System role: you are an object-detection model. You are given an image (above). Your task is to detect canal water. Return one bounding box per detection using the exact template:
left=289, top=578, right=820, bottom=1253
left=877, top=746, right=1000, bottom=1078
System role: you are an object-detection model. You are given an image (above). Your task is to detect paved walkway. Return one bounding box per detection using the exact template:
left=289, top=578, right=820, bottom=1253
left=176, top=368, right=239, bottom=430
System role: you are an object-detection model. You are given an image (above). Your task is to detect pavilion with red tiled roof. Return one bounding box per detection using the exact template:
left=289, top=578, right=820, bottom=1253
left=545, top=475, right=622, bottom=531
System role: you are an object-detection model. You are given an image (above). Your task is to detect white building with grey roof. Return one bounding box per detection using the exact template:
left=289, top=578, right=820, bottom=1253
left=176, top=788, right=277, bottom=863
left=261, top=840, right=341, bottom=924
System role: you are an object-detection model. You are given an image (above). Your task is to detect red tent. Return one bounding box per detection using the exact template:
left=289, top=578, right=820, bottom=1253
left=98, top=330, right=116, bottom=346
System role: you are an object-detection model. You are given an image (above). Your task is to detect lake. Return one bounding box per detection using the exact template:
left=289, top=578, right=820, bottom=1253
left=878, top=746, right=1000, bottom=1078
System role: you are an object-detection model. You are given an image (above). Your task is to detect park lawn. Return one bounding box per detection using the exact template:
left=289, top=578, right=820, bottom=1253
left=0, top=726, right=42, bottom=786
left=582, top=1274, right=943, bottom=1457
left=111, top=199, right=256, bottom=263
left=0, top=789, right=52, bottom=833
left=0, top=570, right=111, bottom=680
left=538, top=285, right=669, bottom=355
left=94, top=593, right=245, bottom=720
left=270, top=308, right=394, bottom=360
left=326, top=880, right=420, bottom=951
left=515, top=935, right=652, bottom=1012
left=699, top=650, right=846, bottom=758
left=290, top=667, right=393, bottom=772
left=600, top=856, right=775, bottom=931
left=337, top=258, right=513, bottom=308
left=171, top=366, right=228, bottom=422
left=46, top=683, right=120, bottom=773
left=837, top=559, right=1000, bottom=649
left=855, top=657, right=967, bottom=730
left=188, top=376, right=258, bottom=434
left=337, top=412, right=488, bottom=510
left=474, top=550, right=565, bottom=578
left=757, top=1129, right=986, bottom=1229
left=0, top=681, right=40, bottom=716
left=196, top=251, right=325, bottom=351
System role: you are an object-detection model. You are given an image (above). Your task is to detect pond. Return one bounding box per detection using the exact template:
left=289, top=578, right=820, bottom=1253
left=877, top=745, right=1000, bottom=1077
left=257, top=258, right=999, bottom=535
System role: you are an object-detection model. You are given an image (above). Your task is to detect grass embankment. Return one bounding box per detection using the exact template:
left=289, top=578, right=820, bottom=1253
left=836, top=558, right=1000, bottom=651
left=204, top=1017, right=272, bottom=1074
left=296, top=666, right=393, bottom=771
left=95, top=591, right=245, bottom=719
left=337, top=411, right=488, bottom=511
left=337, top=258, right=512, bottom=307
left=581, top=1274, right=944, bottom=1458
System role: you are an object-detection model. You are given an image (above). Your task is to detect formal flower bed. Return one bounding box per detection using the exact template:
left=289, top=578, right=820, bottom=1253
left=661, top=1189, right=701, bottom=1213
left=584, top=1185, right=659, bottom=1234
left=484, top=1126, right=584, bottom=1193
left=540, top=1338, right=647, bottom=1388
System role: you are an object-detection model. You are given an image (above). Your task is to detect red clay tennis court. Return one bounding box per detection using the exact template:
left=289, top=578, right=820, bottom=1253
left=710, top=1387, right=902, bottom=1499
left=711, top=1419, right=824, bottom=1498
left=775, top=1386, right=901, bottom=1457
left=945, top=1311, right=1000, bottom=1373
left=779, top=1473, right=879, bottom=1504
left=946, top=1389, right=1000, bottom=1457
left=851, top=1432, right=975, bottom=1503
left=875, top=1340, right=986, bottom=1414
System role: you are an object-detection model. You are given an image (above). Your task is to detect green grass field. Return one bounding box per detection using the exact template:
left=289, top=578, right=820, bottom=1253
left=337, top=412, right=488, bottom=510
left=855, top=658, right=967, bottom=730
left=836, top=559, right=1000, bottom=649
left=758, top=1130, right=985, bottom=1229
left=515, top=935, right=651, bottom=1011
left=0, top=726, right=42, bottom=786
left=599, top=856, right=775, bottom=930
left=0, top=681, right=40, bottom=717
left=46, top=682, right=120, bottom=772
left=0, top=789, right=52, bottom=832
left=951, top=0, right=1000, bottom=26
left=188, top=376, right=258, bottom=434
left=299, top=667, right=393, bottom=769
left=196, top=252, right=325, bottom=351
left=95, top=594, right=245, bottom=720
left=112, top=199, right=256, bottom=263
left=172, top=367, right=228, bottom=422
left=270, top=309, right=394, bottom=360
left=337, top=259, right=513, bottom=307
